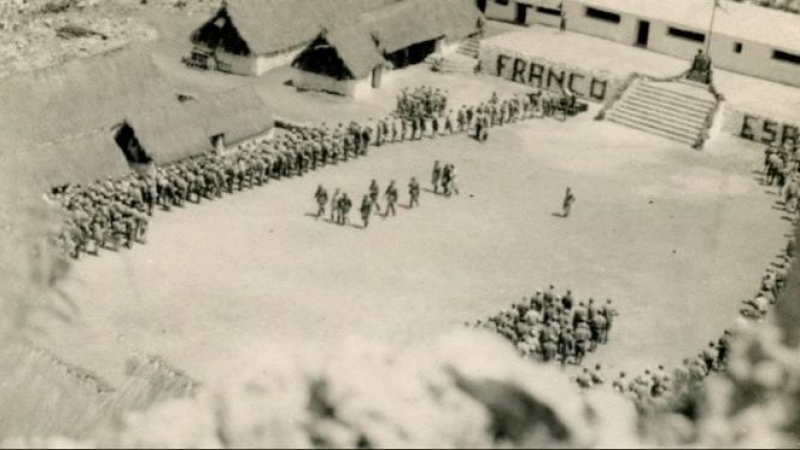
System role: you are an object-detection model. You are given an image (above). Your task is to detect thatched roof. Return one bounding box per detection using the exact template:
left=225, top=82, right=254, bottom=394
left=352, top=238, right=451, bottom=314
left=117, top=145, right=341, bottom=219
left=4, top=130, right=132, bottom=192
left=293, top=27, right=385, bottom=79
left=0, top=46, right=177, bottom=151
left=196, top=0, right=400, bottom=56
left=126, top=86, right=274, bottom=163
left=189, top=86, right=273, bottom=143
left=363, top=0, right=481, bottom=54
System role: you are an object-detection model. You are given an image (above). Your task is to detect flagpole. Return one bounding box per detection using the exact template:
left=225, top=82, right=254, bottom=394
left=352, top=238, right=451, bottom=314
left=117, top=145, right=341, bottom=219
left=705, top=0, right=718, bottom=53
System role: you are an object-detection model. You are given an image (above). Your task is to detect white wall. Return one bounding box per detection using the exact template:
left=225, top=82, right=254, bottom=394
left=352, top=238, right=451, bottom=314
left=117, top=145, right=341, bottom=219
left=215, top=51, right=257, bottom=76
left=254, top=49, right=302, bottom=76
left=293, top=70, right=357, bottom=97
left=563, top=1, right=637, bottom=45
left=562, top=0, right=800, bottom=88
left=646, top=20, right=706, bottom=60
left=484, top=0, right=518, bottom=22
left=710, top=35, right=800, bottom=87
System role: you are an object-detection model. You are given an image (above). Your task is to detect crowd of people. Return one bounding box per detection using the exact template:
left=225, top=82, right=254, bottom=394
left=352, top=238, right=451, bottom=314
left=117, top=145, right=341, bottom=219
left=764, top=143, right=800, bottom=214
left=395, top=86, right=449, bottom=120
left=469, top=285, right=618, bottom=366
left=47, top=84, right=578, bottom=259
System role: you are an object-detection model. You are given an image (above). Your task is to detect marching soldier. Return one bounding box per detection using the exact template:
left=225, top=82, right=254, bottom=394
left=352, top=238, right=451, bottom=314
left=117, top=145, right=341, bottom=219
left=315, top=185, right=328, bottom=219
left=360, top=195, right=373, bottom=229
left=408, top=177, right=421, bottom=208
left=385, top=180, right=398, bottom=218
left=367, top=179, right=381, bottom=215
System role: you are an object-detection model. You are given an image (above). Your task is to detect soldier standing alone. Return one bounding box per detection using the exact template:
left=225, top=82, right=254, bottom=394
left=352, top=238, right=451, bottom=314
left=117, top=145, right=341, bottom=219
left=562, top=187, right=576, bottom=218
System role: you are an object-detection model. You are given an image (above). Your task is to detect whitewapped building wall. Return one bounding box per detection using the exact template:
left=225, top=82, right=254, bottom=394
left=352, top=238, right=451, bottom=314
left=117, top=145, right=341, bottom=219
left=480, top=0, right=800, bottom=88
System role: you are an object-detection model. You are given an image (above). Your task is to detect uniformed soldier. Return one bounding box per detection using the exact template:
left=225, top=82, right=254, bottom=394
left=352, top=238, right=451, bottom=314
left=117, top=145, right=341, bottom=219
left=339, top=193, right=352, bottom=226
left=408, top=177, right=421, bottom=208
left=315, top=185, right=328, bottom=219
left=330, top=189, right=341, bottom=224
left=385, top=181, right=398, bottom=218
left=360, top=195, right=373, bottom=229
left=562, top=187, right=576, bottom=218
left=431, top=161, right=442, bottom=195
left=590, top=364, right=605, bottom=386
left=576, top=368, right=593, bottom=388
left=369, top=180, right=381, bottom=214
left=612, top=372, right=627, bottom=393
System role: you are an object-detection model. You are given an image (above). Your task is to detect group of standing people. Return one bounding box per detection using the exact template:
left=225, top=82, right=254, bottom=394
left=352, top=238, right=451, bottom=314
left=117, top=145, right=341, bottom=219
left=470, top=285, right=618, bottom=366
left=314, top=177, right=423, bottom=229
left=48, top=84, right=576, bottom=259
left=431, top=161, right=459, bottom=197
left=765, top=143, right=800, bottom=214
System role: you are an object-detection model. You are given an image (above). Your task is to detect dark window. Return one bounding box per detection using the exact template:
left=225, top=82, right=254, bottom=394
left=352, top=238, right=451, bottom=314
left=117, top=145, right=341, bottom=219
left=773, top=49, right=800, bottom=65
left=734, top=42, right=743, bottom=53
left=667, top=27, right=706, bottom=43
left=585, top=7, right=621, bottom=23
left=536, top=6, right=562, bottom=16
left=495, top=0, right=509, bottom=5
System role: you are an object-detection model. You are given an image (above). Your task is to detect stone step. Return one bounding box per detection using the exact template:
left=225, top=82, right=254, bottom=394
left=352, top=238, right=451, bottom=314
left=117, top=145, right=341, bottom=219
left=616, top=98, right=708, bottom=128
left=627, top=89, right=713, bottom=117
left=607, top=111, right=699, bottom=145
left=608, top=117, right=697, bottom=146
left=622, top=95, right=710, bottom=121
left=636, top=83, right=716, bottom=107
left=609, top=107, right=702, bottom=138
left=613, top=103, right=705, bottom=135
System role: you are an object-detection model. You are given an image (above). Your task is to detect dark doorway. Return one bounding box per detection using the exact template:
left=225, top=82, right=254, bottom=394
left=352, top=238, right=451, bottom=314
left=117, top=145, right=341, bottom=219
left=515, top=4, right=530, bottom=24
left=636, top=20, right=650, bottom=47
left=477, top=0, right=487, bottom=13
left=114, top=123, right=151, bottom=165
left=386, top=39, right=438, bottom=69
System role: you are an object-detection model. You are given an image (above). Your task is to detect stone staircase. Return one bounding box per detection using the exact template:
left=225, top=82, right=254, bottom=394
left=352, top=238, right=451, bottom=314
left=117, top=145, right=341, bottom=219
left=605, top=79, right=718, bottom=146
left=456, top=37, right=480, bottom=59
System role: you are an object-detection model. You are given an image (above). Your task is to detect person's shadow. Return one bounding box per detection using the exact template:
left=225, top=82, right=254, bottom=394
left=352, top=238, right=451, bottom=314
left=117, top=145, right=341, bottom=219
left=552, top=212, right=566, bottom=218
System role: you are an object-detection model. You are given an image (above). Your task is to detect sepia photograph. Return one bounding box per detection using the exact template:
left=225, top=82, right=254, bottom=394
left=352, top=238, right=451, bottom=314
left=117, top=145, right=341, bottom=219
left=0, top=0, right=799, bottom=447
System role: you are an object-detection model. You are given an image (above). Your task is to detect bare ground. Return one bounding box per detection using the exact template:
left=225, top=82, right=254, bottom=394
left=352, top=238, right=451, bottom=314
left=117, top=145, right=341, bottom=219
left=33, top=109, right=790, bottom=388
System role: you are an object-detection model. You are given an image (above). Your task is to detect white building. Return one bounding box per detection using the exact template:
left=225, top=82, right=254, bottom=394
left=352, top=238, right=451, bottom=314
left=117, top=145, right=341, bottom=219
left=481, top=0, right=800, bottom=87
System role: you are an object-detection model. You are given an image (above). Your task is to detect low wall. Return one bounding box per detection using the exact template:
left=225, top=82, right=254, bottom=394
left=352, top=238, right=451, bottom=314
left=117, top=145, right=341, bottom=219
left=479, top=44, right=622, bottom=103
left=723, top=109, right=800, bottom=147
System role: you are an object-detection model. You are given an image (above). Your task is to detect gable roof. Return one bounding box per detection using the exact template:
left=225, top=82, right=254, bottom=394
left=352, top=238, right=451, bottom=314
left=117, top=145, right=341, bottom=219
left=4, top=130, right=132, bottom=192
left=325, top=27, right=386, bottom=78
left=211, top=0, right=400, bottom=56
left=362, top=0, right=481, bottom=54
left=0, top=46, right=177, bottom=151
left=126, top=86, right=274, bottom=163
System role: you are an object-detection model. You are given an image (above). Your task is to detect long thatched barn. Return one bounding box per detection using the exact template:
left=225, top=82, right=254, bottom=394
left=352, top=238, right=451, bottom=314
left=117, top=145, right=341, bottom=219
left=188, top=0, right=402, bottom=76
left=0, top=46, right=274, bottom=192
left=291, top=0, right=483, bottom=97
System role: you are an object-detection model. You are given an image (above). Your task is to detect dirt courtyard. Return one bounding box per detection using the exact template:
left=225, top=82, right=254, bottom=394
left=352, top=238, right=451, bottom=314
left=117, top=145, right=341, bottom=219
left=37, top=109, right=790, bottom=387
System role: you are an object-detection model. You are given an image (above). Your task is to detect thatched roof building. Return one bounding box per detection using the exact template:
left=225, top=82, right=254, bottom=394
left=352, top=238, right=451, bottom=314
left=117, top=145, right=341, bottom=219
left=4, top=131, right=133, bottom=193
left=362, top=0, right=482, bottom=54
left=0, top=46, right=274, bottom=191
left=290, top=0, right=482, bottom=96
left=191, top=0, right=401, bottom=57
left=293, top=26, right=386, bottom=81
left=0, top=47, right=177, bottom=151
left=121, top=86, right=274, bottom=164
